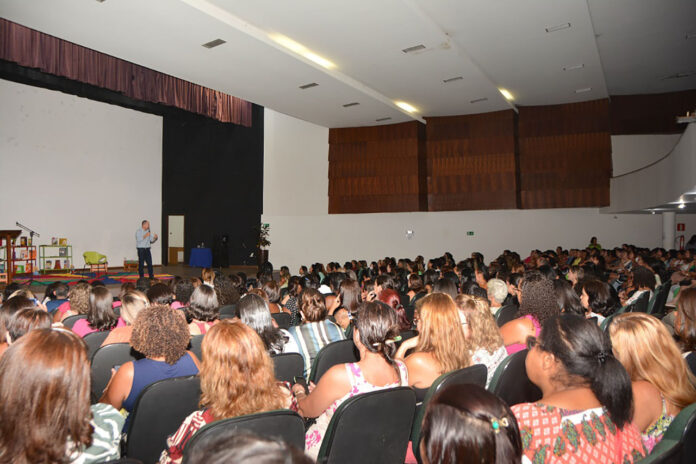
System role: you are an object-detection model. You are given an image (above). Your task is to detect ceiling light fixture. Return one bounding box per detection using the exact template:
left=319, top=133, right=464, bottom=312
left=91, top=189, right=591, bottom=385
left=563, top=63, right=584, bottom=71
left=342, top=102, right=360, bottom=108
left=679, top=202, right=686, bottom=209
left=443, top=76, right=463, bottom=83
left=376, top=117, right=392, bottom=122
left=545, top=23, right=571, bottom=33
left=575, top=87, right=592, bottom=93
left=499, top=89, right=514, bottom=101
left=470, top=97, right=488, bottom=104
left=651, top=210, right=656, bottom=215
left=395, top=101, right=418, bottom=113
left=299, top=82, right=319, bottom=90
left=202, top=39, right=226, bottom=49
left=270, top=34, right=335, bottom=69
left=402, top=44, right=426, bottom=54
left=662, top=71, right=694, bottom=80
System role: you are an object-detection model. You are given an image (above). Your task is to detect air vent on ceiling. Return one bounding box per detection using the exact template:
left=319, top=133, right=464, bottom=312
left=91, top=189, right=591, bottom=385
left=202, top=39, right=226, bottom=49
left=545, top=23, right=571, bottom=33
left=95, top=0, right=106, bottom=3
left=342, top=102, right=360, bottom=108
left=662, top=71, right=694, bottom=80
left=575, top=87, right=592, bottom=94
left=563, top=63, right=584, bottom=71
left=299, top=82, right=319, bottom=89
left=443, top=76, right=463, bottom=83
left=375, top=117, right=392, bottom=122
left=402, top=44, right=426, bottom=54
left=470, top=97, right=488, bottom=104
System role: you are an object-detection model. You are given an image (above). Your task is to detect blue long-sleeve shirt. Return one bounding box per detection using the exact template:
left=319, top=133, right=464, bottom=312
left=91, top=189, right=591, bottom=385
left=135, top=228, right=156, bottom=248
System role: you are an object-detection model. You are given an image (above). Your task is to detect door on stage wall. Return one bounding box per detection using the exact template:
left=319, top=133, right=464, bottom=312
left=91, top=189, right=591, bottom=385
left=168, top=215, right=184, bottom=265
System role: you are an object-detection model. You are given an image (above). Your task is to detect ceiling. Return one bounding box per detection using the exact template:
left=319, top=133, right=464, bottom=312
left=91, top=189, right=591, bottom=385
left=1, top=0, right=695, bottom=128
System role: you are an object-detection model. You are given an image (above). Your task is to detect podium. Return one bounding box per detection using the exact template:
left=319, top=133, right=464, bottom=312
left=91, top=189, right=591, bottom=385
left=0, top=230, right=22, bottom=283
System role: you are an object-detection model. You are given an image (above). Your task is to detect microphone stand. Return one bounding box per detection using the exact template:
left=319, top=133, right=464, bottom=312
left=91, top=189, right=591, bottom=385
left=15, top=222, right=40, bottom=283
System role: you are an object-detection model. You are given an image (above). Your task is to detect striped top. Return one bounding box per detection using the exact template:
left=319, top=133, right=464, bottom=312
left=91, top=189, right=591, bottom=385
left=67, top=403, right=124, bottom=463
left=287, top=320, right=346, bottom=377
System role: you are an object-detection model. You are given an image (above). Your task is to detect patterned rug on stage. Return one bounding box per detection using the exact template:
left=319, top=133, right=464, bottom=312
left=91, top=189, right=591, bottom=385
left=13, top=271, right=175, bottom=287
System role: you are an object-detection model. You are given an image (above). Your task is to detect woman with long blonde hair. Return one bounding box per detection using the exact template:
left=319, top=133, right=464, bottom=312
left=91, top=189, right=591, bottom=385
left=396, top=292, right=471, bottom=402
left=456, top=294, right=507, bottom=388
left=609, top=313, right=696, bottom=453
left=160, top=321, right=291, bottom=463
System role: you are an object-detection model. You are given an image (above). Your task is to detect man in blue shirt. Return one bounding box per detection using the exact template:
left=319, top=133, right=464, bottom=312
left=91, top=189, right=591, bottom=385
left=135, top=220, right=158, bottom=279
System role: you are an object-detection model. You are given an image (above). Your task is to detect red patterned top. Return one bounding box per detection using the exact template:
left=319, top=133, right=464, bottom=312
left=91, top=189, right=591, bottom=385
left=511, top=402, right=646, bottom=464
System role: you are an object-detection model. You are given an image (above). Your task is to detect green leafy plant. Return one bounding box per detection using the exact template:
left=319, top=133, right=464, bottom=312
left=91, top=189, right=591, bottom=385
left=257, top=223, right=271, bottom=249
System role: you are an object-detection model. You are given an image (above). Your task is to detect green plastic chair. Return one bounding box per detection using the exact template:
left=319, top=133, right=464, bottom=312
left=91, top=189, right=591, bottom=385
left=83, top=251, right=108, bottom=276
left=636, top=402, right=696, bottom=463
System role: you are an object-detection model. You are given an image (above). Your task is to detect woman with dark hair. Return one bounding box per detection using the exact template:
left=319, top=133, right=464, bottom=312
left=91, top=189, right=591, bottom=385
left=512, top=314, right=645, bottom=463
left=331, top=278, right=363, bottom=329
left=213, top=274, right=240, bottom=307
left=237, top=293, right=299, bottom=355
left=423, top=269, right=439, bottom=294
left=292, top=301, right=408, bottom=460
left=506, top=273, right=523, bottom=306
left=621, top=266, right=656, bottom=307
left=0, top=328, right=124, bottom=463
left=287, top=288, right=345, bottom=376
left=171, top=278, right=192, bottom=309
left=406, top=274, right=427, bottom=306
left=4, top=307, right=52, bottom=343
left=100, top=304, right=200, bottom=431
left=580, top=280, right=613, bottom=323
left=262, top=280, right=288, bottom=314
left=674, top=287, right=696, bottom=352
left=420, top=384, right=521, bottom=464
left=553, top=279, right=584, bottom=316
left=160, top=321, right=292, bottom=463
left=432, top=278, right=457, bottom=300
left=281, top=275, right=304, bottom=325
left=501, top=272, right=560, bottom=354
left=182, top=431, right=313, bottom=464
left=378, top=288, right=411, bottom=331
left=147, top=283, right=175, bottom=306
left=72, top=287, right=124, bottom=337
left=186, top=284, right=220, bottom=335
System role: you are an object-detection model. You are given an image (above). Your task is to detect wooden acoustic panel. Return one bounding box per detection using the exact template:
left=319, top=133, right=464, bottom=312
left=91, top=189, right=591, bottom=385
left=425, top=110, right=518, bottom=211
left=518, top=99, right=611, bottom=209
left=328, top=121, right=426, bottom=214
left=610, top=90, right=696, bottom=135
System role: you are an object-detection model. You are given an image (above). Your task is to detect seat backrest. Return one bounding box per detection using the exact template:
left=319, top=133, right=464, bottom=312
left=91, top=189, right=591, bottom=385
left=189, top=335, right=204, bottom=361
left=410, top=364, right=488, bottom=463
left=62, top=314, right=87, bottom=329
left=218, top=304, right=236, bottom=319
left=686, top=353, right=696, bottom=377
left=488, top=350, right=542, bottom=406
left=309, top=339, right=359, bottom=383
left=649, top=283, right=671, bottom=316
left=91, top=343, right=140, bottom=403
left=271, top=352, right=305, bottom=384
left=271, top=312, right=291, bottom=330
left=317, top=387, right=416, bottom=464
left=645, top=403, right=696, bottom=464
left=632, top=291, right=650, bottom=313
left=126, top=375, right=201, bottom=464
left=182, top=410, right=305, bottom=463
left=100, top=459, right=145, bottom=464
left=496, top=305, right=518, bottom=327
left=83, top=330, right=111, bottom=361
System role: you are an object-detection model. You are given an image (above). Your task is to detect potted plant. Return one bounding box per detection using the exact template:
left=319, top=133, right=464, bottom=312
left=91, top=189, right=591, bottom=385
left=257, top=223, right=270, bottom=267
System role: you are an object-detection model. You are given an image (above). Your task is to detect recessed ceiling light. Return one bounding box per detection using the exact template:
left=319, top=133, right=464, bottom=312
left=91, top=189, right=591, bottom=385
left=470, top=97, right=488, bottom=104
left=402, top=44, right=426, bottom=54
left=202, top=39, right=226, bottom=49
left=686, top=32, right=696, bottom=40
left=342, top=102, right=360, bottom=108
left=395, top=101, right=418, bottom=113
left=575, top=87, right=592, bottom=94
left=662, top=71, right=694, bottom=80
left=376, top=117, right=392, bottom=122
left=679, top=202, right=686, bottom=209
left=651, top=210, right=656, bottom=215
left=499, top=89, right=514, bottom=101
left=270, top=34, right=335, bottom=69
left=443, top=76, right=464, bottom=83
left=299, top=82, right=319, bottom=90
left=563, top=63, right=584, bottom=71
left=545, top=23, right=571, bottom=33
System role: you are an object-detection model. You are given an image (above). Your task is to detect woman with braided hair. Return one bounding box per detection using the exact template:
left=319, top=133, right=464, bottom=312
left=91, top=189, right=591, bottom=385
left=512, top=314, right=645, bottom=463
left=291, top=301, right=408, bottom=460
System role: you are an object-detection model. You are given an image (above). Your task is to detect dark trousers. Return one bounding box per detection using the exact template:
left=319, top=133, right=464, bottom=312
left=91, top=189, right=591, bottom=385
left=137, top=247, right=154, bottom=279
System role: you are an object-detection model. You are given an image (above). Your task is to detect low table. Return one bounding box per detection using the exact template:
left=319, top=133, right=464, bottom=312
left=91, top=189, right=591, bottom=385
left=189, top=248, right=212, bottom=268
left=124, top=260, right=139, bottom=272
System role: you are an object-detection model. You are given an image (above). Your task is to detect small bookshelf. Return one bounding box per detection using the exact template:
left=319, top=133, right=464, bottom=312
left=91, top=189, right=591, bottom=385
left=39, top=245, right=73, bottom=273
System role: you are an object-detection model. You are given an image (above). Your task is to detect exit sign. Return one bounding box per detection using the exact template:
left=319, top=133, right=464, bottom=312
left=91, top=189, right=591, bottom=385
left=466, top=231, right=474, bottom=236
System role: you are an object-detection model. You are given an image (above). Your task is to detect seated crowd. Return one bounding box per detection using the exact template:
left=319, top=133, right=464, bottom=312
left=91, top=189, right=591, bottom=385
left=1, top=240, right=696, bottom=463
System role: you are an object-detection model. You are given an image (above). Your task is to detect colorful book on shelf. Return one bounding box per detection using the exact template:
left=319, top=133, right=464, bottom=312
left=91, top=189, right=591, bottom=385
left=59, top=238, right=68, bottom=246
left=59, top=247, right=67, bottom=257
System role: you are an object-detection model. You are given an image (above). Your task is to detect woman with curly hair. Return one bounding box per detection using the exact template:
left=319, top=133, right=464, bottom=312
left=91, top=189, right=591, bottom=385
left=456, top=295, right=507, bottom=388
left=500, top=271, right=559, bottom=354
left=160, top=321, right=291, bottom=463
left=186, top=285, right=220, bottom=335
left=100, top=304, right=200, bottom=431
left=53, top=281, right=91, bottom=323
left=0, top=328, right=124, bottom=464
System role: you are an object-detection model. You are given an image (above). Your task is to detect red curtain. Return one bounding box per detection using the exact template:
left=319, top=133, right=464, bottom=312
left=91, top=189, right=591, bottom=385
left=0, top=18, right=252, bottom=126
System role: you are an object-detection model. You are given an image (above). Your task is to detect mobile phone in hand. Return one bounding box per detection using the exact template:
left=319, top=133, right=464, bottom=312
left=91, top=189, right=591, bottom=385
left=293, top=376, right=309, bottom=394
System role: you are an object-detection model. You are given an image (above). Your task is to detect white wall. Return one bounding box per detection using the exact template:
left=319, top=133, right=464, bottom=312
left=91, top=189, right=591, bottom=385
left=262, top=109, right=690, bottom=271
left=0, top=79, right=162, bottom=270
left=611, top=133, right=681, bottom=176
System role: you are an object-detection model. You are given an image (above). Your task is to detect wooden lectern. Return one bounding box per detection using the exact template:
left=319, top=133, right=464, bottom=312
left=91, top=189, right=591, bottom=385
left=0, top=230, right=22, bottom=284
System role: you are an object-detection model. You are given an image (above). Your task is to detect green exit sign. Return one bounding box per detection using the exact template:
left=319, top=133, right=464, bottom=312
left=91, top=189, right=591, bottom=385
left=466, top=231, right=474, bottom=236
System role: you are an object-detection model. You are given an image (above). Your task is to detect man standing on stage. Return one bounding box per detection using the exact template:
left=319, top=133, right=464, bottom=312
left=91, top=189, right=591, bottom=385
left=136, top=220, right=158, bottom=279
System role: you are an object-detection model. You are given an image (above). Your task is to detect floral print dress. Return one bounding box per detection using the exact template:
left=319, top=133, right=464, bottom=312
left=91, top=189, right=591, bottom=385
left=511, top=402, right=646, bottom=464
left=641, top=394, right=675, bottom=453
left=304, top=360, right=409, bottom=460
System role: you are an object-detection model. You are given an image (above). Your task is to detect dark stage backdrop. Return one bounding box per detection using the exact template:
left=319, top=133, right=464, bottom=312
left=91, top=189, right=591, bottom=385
left=162, top=106, right=264, bottom=266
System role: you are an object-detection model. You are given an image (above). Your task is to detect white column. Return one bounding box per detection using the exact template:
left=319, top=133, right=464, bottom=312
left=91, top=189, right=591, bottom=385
left=662, top=211, right=676, bottom=249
